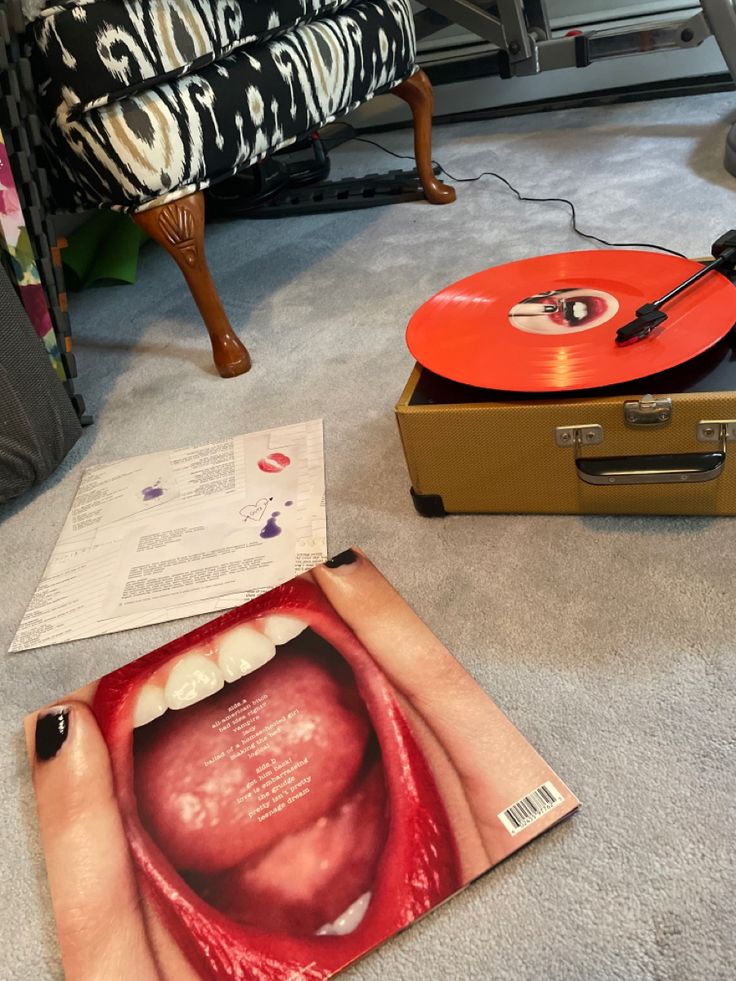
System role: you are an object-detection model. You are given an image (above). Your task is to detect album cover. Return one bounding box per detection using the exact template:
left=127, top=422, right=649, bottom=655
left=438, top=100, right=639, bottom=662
left=26, top=549, right=578, bottom=980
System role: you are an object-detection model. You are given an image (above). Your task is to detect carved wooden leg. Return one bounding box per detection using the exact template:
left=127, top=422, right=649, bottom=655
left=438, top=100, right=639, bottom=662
left=391, top=68, right=455, bottom=205
left=133, top=192, right=251, bottom=378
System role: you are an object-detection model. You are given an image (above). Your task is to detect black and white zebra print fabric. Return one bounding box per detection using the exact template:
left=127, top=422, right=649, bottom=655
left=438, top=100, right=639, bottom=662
left=31, top=0, right=358, bottom=118
left=31, top=0, right=417, bottom=212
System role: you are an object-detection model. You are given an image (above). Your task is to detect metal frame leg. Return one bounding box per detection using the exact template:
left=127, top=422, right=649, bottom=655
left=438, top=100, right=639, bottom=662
left=416, top=0, right=722, bottom=74
left=700, top=0, right=736, bottom=79
left=414, top=0, right=736, bottom=176
left=496, top=0, right=532, bottom=61
left=413, top=0, right=507, bottom=48
left=699, top=0, right=736, bottom=176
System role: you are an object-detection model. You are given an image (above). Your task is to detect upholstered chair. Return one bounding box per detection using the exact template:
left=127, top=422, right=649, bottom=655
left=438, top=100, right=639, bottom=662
left=26, top=0, right=454, bottom=377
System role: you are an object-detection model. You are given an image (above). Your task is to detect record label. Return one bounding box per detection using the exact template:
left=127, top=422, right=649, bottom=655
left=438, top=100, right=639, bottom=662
left=406, top=250, right=736, bottom=392
left=508, top=288, right=619, bottom=335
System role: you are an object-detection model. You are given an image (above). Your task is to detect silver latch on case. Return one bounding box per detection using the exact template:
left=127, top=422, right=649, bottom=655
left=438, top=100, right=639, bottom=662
left=624, top=395, right=672, bottom=426
left=696, top=420, right=736, bottom=443
left=555, top=424, right=603, bottom=448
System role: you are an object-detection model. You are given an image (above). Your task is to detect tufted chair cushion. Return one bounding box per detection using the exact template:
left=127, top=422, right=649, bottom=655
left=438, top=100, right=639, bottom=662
left=30, top=0, right=360, bottom=118
left=33, top=0, right=417, bottom=212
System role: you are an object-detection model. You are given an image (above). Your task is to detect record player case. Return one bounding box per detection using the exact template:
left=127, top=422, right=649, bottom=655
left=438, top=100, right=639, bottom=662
left=396, top=335, right=736, bottom=516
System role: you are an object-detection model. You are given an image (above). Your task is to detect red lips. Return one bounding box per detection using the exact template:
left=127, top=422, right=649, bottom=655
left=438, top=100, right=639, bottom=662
left=93, top=578, right=462, bottom=979
left=258, top=453, right=291, bottom=474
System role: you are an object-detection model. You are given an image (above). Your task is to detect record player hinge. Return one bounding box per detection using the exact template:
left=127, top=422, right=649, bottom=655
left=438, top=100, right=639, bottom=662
left=696, top=421, right=736, bottom=443
left=555, top=424, right=603, bottom=448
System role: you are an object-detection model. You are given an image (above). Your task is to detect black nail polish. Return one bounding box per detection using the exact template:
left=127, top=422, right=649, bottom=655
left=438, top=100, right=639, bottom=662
left=35, top=708, right=70, bottom=761
left=324, top=548, right=358, bottom=569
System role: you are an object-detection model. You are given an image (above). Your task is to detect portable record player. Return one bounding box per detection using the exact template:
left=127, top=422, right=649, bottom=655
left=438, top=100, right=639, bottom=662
left=395, top=232, right=736, bottom=516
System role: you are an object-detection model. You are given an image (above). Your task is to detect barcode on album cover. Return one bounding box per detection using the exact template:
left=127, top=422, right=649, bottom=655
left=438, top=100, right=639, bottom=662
left=498, top=781, right=564, bottom=836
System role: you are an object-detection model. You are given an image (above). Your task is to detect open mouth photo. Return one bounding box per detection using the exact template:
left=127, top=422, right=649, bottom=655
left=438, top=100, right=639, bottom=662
left=89, top=571, right=480, bottom=979
left=508, top=287, right=619, bottom=335
left=29, top=553, right=575, bottom=981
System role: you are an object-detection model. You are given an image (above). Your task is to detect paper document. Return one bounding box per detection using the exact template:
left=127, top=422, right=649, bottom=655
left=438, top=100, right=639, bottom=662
left=10, top=421, right=326, bottom=652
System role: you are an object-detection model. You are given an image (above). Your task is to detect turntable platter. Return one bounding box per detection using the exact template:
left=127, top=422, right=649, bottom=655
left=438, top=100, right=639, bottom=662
left=406, top=250, right=736, bottom=392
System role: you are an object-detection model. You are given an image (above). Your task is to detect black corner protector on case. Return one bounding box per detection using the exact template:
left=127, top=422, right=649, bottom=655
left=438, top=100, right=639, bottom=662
left=410, top=487, right=447, bottom=517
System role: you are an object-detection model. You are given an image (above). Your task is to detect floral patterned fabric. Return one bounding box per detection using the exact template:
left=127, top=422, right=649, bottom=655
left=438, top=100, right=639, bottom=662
left=34, top=0, right=417, bottom=212
left=0, top=129, right=65, bottom=378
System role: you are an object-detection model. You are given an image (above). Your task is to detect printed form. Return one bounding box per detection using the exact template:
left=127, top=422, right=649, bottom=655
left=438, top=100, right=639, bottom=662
left=10, top=421, right=326, bottom=652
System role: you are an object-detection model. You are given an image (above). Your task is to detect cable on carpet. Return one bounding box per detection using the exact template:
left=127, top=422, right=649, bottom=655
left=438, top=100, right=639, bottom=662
left=322, top=123, right=687, bottom=260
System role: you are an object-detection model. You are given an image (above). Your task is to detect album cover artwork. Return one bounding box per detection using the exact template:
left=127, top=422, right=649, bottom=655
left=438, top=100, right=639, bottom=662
left=26, top=550, right=578, bottom=980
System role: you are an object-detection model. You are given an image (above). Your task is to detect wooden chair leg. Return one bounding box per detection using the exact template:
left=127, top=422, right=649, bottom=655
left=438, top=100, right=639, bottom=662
left=391, top=68, right=456, bottom=205
left=133, top=191, right=252, bottom=378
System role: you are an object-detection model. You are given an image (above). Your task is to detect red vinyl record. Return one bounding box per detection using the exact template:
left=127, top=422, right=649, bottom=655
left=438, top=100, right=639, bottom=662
left=406, top=250, right=736, bottom=392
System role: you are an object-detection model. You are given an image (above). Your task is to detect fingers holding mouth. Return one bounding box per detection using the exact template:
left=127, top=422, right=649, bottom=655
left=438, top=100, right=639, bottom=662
left=30, top=553, right=576, bottom=981
left=313, top=550, right=566, bottom=866
left=508, top=288, right=619, bottom=335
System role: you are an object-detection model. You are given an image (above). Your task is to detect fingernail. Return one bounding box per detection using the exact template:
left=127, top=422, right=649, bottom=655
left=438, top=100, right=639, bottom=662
left=324, top=548, right=358, bottom=569
left=35, top=707, right=70, bottom=761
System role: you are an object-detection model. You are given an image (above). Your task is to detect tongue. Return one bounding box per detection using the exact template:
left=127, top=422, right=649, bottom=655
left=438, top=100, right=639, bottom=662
left=189, top=759, right=387, bottom=935
left=134, top=639, right=372, bottom=874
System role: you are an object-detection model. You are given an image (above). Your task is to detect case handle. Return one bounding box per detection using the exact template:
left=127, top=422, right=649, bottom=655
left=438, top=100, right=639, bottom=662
left=576, top=450, right=725, bottom=485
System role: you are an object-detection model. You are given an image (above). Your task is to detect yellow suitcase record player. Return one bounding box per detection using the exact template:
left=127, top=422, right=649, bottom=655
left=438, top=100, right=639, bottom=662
left=396, top=237, right=736, bottom=516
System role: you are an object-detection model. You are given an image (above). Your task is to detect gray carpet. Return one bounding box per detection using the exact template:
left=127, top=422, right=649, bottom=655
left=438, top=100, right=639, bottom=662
left=4, top=89, right=736, bottom=980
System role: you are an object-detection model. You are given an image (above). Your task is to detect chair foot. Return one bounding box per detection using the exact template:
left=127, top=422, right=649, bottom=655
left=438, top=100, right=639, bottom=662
left=391, top=68, right=456, bottom=205
left=133, top=191, right=252, bottom=377
left=217, top=351, right=252, bottom=378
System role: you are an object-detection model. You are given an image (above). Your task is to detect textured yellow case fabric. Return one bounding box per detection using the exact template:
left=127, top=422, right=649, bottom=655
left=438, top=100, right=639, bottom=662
left=396, top=365, right=736, bottom=515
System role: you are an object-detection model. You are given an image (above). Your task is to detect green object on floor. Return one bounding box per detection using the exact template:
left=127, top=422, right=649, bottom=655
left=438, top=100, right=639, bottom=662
left=62, top=211, right=149, bottom=290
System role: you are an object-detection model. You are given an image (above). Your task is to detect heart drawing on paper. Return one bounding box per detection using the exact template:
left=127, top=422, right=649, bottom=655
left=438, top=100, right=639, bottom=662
left=240, top=497, right=270, bottom=524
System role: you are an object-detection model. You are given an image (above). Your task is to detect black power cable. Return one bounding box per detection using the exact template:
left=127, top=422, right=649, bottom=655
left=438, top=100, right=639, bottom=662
left=323, top=123, right=687, bottom=259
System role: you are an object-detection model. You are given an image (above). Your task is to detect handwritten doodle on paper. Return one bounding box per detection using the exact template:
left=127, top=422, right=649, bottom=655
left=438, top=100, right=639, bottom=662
left=240, top=497, right=270, bottom=524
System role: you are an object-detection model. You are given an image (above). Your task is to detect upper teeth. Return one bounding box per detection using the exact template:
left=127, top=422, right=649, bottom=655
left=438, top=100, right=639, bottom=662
left=573, top=301, right=587, bottom=320
left=259, top=615, right=307, bottom=645
left=165, top=653, right=224, bottom=710
left=132, top=617, right=307, bottom=727
left=132, top=684, right=166, bottom=728
left=217, top=626, right=275, bottom=683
